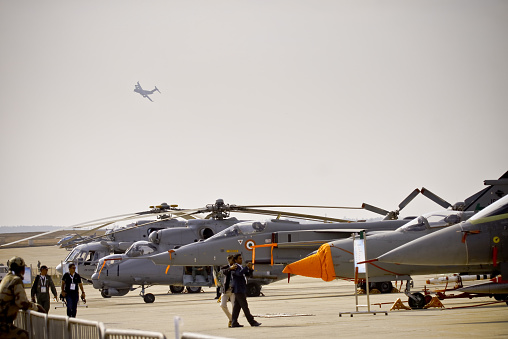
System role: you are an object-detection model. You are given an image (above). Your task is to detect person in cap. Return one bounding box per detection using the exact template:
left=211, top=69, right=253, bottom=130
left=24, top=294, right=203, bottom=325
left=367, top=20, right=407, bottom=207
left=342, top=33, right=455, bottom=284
left=61, top=263, right=85, bottom=318
left=0, top=256, right=44, bottom=339
left=31, top=265, right=58, bottom=313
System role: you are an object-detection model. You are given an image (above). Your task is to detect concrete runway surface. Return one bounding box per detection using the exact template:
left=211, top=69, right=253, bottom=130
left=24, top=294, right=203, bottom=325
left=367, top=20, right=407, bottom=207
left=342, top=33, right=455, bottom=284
left=1, top=245, right=507, bottom=338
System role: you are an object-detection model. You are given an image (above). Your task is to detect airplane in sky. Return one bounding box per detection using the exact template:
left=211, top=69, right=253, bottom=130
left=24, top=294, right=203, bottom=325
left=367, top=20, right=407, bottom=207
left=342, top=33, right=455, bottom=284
left=134, top=81, right=160, bottom=102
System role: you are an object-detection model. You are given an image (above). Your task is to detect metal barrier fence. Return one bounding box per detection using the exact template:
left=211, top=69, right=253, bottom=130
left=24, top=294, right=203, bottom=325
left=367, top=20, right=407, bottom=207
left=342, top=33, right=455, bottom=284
left=14, top=309, right=166, bottom=339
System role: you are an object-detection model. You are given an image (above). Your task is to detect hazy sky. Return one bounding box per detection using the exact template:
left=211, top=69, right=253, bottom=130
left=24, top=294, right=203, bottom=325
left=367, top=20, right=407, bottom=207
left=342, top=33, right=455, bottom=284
left=1, top=0, right=507, bottom=228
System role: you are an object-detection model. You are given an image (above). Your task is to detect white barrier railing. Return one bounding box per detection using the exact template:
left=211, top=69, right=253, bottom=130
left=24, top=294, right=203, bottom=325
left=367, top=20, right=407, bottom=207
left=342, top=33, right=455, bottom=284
left=14, top=310, right=166, bottom=339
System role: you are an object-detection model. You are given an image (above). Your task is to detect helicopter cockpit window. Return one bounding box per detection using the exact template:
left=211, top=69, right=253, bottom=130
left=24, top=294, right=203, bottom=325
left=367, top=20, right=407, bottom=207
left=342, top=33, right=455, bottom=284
left=398, top=211, right=463, bottom=232
left=94, top=257, right=120, bottom=273
left=125, top=242, right=158, bottom=257
left=206, top=222, right=268, bottom=241
left=64, top=249, right=79, bottom=262
left=67, top=250, right=88, bottom=262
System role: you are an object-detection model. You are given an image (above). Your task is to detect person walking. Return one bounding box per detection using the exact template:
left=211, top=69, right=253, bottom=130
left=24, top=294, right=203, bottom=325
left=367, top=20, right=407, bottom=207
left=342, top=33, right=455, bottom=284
left=0, top=256, right=44, bottom=339
left=230, top=254, right=261, bottom=328
left=31, top=265, right=58, bottom=313
left=219, top=255, right=237, bottom=327
left=61, top=263, right=85, bottom=318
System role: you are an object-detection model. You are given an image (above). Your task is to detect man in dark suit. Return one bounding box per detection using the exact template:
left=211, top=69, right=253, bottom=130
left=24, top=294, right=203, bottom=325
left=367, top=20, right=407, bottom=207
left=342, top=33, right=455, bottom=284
left=230, top=253, right=261, bottom=328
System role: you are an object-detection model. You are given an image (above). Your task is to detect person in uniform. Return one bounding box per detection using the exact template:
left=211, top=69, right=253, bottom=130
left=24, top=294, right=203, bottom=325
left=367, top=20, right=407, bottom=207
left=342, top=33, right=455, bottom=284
left=31, top=265, right=58, bottom=313
left=0, top=256, right=44, bottom=339
left=61, top=263, right=85, bottom=318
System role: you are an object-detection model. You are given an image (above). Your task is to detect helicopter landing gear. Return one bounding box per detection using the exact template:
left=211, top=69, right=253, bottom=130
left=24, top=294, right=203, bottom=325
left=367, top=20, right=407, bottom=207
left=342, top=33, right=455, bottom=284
left=246, top=282, right=261, bottom=297
left=143, top=293, right=155, bottom=303
left=101, top=289, right=111, bottom=298
left=169, top=285, right=185, bottom=294
left=186, top=286, right=201, bottom=293
left=139, top=284, right=155, bottom=303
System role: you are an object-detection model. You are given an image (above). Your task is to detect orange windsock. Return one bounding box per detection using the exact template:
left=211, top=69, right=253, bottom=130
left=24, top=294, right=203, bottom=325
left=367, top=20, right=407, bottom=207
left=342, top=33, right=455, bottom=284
left=282, top=243, right=335, bottom=282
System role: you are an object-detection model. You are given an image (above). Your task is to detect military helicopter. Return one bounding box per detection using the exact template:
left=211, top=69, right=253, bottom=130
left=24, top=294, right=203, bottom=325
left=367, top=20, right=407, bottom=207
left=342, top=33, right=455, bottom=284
left=375, top=190, right=508, bottom=305
left=49, top=198, right=365, bottom=301
left=51, top=203, right=204, bottom=279
left=134, top=81, right=160, bottom=102
left=147, top=189, right=434, bottom=272
left=90, top=220, right=288, bottom=302
left=283, top=171, right=508, bottom=308
left=89, top=199, right=375, bottom=302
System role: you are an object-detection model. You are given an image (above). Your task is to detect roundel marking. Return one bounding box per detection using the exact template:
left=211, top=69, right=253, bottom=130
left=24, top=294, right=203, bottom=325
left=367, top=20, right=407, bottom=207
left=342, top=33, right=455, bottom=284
left=245, top=240, right=256, bottom=251
left=493, top=236, right=500, bottom=244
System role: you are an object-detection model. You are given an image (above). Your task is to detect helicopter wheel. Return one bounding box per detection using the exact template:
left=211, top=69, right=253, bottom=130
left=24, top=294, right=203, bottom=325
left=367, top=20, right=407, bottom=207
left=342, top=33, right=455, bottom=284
left=143, top=293, right=155, bottom=303
left=101, top=290, right=111, bottom=298
left=169, top=285, right=185, bottom=294
left=246, top=282, right=261, bottom=297
left=494, top=294, right=508, bottom=301
left=186, top=286, right=201, bottom=293
left=376, top=281, right=393, bottom=294
left=407, top=292, right=426, bottom=309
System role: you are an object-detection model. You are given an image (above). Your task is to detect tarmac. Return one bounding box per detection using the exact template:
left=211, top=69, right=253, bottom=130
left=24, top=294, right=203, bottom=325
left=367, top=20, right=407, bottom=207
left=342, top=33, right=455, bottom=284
left=1, top=245, right=507, bottom=338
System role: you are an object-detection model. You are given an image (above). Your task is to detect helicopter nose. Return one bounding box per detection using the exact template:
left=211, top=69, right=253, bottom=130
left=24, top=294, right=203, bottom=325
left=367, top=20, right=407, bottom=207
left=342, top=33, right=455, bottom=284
left=283, top=243, right=336, bottom=281
left=91, top=272, right=102, bottom=289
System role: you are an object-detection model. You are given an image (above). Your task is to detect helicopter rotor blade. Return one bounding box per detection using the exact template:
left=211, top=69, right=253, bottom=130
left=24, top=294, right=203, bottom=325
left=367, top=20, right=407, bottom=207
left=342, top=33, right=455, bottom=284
left=361, top=203, right=390, bottom=216
left=421, top=187, right=452, bottom=209
left=229, top=207, right=353, bottom=223
left=398, top=188, right=421, bottom=211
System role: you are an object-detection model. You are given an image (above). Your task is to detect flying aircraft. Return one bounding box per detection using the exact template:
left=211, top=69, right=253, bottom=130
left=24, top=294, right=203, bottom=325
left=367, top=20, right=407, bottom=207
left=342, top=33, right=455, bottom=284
left=375, top=192, right=508, bottom=304
left=283, top=172, right=508, bottom=308
left=134, top=81, right=160, bottom=102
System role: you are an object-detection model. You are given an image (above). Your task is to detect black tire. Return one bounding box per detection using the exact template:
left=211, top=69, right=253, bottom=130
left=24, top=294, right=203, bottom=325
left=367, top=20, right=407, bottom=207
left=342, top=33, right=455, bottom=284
left=101, top=290, right=111, bottom=298
left=186, top=286, right=201, bottom=293
left=169, top=285, right=185, bottom=294
left=408, top=292, right=426, bottom=309
left=143, top=293, right=155, bottom=303
left=494, top=294, right=508, bottom=301
left=376, top=281, right=393, bottom=294
left=246, top=283, right=261, bottom=297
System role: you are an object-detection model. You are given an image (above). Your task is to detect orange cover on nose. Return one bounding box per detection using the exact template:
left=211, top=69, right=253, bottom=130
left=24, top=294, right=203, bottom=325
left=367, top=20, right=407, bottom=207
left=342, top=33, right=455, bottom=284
left=283, top=243, right=335, bottom=281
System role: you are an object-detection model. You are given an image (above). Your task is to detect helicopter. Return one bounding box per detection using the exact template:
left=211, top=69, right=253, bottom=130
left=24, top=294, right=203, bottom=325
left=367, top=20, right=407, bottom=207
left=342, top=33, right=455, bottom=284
left=283, top=171, right=508, bottom=308
left=88, top=199, right=377, bottom=302
left=90, top=217, right=245, bottom=302
left=54, top=204, right=204, bottom=280
left=55, top=199, right=367, bottom=301
left=147, top=188, right=438, bottom=274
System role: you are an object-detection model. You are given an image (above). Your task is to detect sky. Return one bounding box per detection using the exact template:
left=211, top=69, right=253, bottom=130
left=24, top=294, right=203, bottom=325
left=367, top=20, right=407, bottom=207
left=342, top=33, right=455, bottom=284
left=1, top=0, right=507, bottom=229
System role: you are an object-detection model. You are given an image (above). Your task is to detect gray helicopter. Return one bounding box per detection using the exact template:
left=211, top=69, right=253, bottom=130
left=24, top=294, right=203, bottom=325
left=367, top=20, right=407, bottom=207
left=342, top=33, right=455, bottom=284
left=89, top=200, right=373, bottom=302
left=88, top=218, right=278, bottom=303
left=147, top=189, right=437, bottom=273
left=54, top=204, right=203, bottom=280
left=283, top=171, right=507, bottom=308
